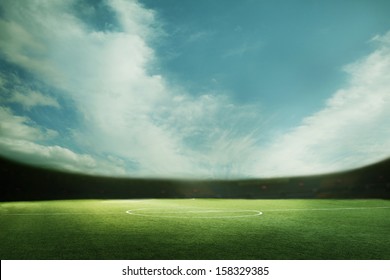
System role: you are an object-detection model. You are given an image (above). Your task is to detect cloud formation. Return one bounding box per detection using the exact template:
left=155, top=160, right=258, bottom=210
left=0, top=0, right=389, bottom=178
left=0, top=71, right=60, bottom=109
left=251, top=32, right=390, bottom=176
left=0, top=0, right=260, bottom=177
left=0, top=106, right=125, bottom=174
left=8, top=91, right=59, bottom=109
left=0, top=106, right=57, bottom=141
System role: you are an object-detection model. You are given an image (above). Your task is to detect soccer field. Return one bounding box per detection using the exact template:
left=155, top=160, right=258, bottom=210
left=1, top=199, right=389, bottom=260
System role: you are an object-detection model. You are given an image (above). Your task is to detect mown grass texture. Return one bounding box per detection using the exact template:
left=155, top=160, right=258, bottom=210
left=0, top=199, right=389, bottom=259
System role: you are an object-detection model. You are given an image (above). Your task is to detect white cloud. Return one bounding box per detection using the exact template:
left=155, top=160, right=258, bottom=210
left=1, top=0, right=389, bottom=178
left=0, top=106, right=57, bottom=141
left=0, top=0, right=262, bottom=177
left=8, top=91, right=60, bottom=109
left=250, top=32, right=390, bottom=177
left=0, top=4, right=61, bottom=83
left=0, top=106, right=126, bottom=175
left=0, top=137, right=127, bottom=175
left=0, top=71, right=60, bottom=109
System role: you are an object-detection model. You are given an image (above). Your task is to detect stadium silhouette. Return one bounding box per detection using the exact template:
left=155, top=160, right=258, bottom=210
left=1, top=156, right=389, bottom=201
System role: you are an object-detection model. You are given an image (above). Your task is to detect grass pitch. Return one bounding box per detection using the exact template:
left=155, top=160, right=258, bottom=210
left=1, top=199, right=389, bottom=259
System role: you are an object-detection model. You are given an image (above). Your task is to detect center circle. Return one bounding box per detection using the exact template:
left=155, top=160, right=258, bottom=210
left=126, top=208, right=262, bottom=219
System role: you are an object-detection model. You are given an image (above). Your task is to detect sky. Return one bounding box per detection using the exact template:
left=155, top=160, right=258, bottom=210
left=0, top=0, right=390, bottom=179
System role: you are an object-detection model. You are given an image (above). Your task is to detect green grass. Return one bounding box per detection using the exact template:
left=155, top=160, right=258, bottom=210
left=1, top=199, right=389, bottom=259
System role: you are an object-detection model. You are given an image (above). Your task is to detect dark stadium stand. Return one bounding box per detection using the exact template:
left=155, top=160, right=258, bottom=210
left=1, top=156, right=389, bottom=201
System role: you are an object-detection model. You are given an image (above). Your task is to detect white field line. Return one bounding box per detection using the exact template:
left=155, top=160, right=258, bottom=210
left=1, top=206, right=389, bottom=217
left=264, top=206, right=390, bottom=212
left=101, top=200, right=150, bottom=203
left=187, top=210, right=257, bottom=213
left=124, top=205, right=390, bottom=219
left=126, top=209, right=263, bottom=219
left=1, top=212, right=121, bottom=216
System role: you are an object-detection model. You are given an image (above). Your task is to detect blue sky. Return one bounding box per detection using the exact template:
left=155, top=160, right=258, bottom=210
left=1, top=0, right=390, bottom=178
